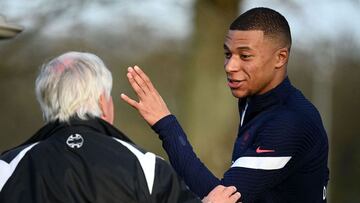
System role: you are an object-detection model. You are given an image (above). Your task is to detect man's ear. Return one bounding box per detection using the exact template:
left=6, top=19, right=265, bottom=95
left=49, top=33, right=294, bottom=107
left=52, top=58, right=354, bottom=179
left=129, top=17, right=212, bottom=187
left=98, top=93, right=114, bottom=124
left=99, top=93, right=107, bottom=120
left=275, top=47, right=289, bottom=69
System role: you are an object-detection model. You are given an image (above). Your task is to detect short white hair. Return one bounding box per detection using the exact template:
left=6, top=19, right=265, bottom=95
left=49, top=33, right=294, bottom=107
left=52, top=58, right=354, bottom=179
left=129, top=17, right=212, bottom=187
left=35, top=51, right=113, bottom=123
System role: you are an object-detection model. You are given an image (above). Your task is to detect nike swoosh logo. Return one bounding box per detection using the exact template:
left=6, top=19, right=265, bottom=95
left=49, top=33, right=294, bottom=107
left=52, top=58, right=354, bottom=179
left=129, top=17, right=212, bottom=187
left=256, top=146, right=275, bottom=153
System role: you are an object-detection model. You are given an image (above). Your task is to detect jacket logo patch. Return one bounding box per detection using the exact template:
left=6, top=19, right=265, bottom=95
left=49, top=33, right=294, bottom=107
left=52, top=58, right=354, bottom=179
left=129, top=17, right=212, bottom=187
left=66, top=134, right=84, bottom=149
left=256, top=146, right=275, bottom=153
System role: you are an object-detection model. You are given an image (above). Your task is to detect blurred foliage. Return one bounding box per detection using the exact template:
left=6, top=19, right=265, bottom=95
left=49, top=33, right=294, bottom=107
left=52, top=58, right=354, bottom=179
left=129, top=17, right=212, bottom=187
left=1, top=0, right=360, bottom=202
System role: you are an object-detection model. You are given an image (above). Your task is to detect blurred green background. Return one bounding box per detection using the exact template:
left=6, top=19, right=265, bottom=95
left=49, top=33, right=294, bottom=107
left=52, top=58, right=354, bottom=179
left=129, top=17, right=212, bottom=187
left=1, top=0, right=359, bottom=202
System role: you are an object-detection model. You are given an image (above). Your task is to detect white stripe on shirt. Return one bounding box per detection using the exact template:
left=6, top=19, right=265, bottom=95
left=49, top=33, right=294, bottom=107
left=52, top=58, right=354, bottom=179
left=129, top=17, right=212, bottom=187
left=113, top=138, right=156, bottom=194
left=231, top=156, right=292, bottom=170
left=0, top=142, right=39, bottom=191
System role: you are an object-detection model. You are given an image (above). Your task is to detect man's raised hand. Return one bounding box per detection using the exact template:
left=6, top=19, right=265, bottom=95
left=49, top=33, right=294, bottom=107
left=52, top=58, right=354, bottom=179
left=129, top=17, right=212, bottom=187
left=121, top=66, right=171, bottom=126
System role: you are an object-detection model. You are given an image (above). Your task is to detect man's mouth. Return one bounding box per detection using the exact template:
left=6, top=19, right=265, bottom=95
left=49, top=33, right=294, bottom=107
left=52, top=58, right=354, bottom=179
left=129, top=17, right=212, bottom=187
left=227, top=78, right=244, bottom=89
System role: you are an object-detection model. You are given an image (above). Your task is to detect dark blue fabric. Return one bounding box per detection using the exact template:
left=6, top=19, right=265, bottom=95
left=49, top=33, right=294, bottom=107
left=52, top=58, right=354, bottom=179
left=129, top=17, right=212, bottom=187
left=152, top=77, right=329, bottom=203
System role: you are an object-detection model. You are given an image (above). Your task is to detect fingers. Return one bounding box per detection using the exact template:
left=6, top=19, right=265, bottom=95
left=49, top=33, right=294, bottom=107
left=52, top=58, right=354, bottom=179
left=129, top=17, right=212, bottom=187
left=223, top=186, right=237, bottom=197
left=128, top=66, right=150, bottom=93
left=133, top=65, right=156, bottom=91
left=212, top=185, right=225, bottom=193
left=127, top=71, right=146, bottom=97
left=120, top=93, right=139, bottom=109
left=229, top=192, right=241, bottom=202
left=122, top=65, right=171, bottom=126
left=204, top=185, right=241, bottom=203
left=210, top=185, right=236, bottom=196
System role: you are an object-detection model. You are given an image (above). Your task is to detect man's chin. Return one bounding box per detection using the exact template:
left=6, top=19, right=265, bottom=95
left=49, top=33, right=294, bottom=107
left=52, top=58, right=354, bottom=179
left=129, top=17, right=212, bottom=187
left=230, top=88, right=249, bottom=98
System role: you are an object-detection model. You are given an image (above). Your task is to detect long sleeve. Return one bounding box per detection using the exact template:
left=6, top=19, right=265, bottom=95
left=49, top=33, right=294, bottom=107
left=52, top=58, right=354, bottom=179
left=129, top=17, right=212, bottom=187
left=152, top=113, right=326, bottom=202
left=152, top=115, right=220, bottom=198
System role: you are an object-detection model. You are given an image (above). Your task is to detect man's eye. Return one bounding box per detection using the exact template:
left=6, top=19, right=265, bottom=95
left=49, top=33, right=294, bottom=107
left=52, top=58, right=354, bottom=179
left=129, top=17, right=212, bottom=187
left=241, top=54, right=252, bottom=59
left=224, top=52, right=232, bottom=59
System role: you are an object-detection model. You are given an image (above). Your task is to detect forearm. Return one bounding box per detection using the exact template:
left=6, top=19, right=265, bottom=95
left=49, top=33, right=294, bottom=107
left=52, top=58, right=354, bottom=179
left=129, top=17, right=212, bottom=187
left=152, top=115, right=220, bottom=198
left=121, top=67, right=239, bottom=199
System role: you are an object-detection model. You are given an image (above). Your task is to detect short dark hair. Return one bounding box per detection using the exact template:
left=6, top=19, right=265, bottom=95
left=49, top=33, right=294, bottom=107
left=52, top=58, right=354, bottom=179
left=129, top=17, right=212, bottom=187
left=230, top=7, right=292, bottom=49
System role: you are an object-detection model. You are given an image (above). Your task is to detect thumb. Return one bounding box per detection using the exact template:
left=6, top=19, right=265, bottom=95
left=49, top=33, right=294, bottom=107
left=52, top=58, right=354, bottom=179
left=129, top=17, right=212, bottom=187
left=120, top=93, right=139, bottom=109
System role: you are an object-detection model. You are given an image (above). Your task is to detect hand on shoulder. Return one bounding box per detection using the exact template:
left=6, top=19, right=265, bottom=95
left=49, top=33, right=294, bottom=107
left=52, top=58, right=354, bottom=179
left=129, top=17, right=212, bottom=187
left=202, top=185, right=241, bottom=203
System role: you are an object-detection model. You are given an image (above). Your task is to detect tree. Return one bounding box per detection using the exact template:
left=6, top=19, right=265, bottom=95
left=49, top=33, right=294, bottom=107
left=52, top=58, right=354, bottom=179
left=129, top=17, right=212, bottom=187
left=178, top=0, right=240, bottom=176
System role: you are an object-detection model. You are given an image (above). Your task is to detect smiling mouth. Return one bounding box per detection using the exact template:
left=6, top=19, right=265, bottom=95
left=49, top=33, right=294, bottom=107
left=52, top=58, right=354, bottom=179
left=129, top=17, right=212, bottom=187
left=227, top=78, right=244, bottom=89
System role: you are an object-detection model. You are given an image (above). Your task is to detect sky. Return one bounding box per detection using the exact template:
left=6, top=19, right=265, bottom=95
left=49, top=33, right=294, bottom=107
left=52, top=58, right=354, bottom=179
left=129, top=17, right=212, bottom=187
left=1, top=0, right=359, bottom=48
left=242, top=0, right=360, bottom=48
left=0, top=0, right=193, bottom=38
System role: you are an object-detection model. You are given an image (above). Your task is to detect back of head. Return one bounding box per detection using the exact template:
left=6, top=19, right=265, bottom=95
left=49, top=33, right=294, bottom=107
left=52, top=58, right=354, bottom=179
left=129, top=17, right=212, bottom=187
left=230, top=7, right=292, bottom=50
left=35, top=51, right=113, bottom=123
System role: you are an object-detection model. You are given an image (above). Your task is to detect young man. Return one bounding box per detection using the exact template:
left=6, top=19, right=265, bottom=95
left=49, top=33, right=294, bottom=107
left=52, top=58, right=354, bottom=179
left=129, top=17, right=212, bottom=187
left=122, top=7, right=329, bottom=202
left=0, top=52, right=240, bottom=203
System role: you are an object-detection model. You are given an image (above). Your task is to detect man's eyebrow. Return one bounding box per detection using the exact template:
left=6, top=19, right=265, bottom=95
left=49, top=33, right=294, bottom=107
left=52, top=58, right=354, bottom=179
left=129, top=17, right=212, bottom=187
left=223, top=44, right=252, bottom=51
left=237, top=46, right=252, bottom=50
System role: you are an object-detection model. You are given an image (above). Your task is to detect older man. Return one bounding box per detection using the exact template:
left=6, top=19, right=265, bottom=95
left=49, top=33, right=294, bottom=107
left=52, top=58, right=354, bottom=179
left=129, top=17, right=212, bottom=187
left=0, top=52, right=240, bottom=203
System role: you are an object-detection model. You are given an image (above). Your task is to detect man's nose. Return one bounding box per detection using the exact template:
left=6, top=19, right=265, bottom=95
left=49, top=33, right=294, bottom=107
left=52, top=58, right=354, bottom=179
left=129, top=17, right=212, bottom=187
left=225, top=56, right=240, bottom=73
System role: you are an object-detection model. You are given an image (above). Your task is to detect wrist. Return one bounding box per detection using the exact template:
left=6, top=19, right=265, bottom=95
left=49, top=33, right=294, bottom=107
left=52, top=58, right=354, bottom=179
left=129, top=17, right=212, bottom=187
left=151, top=114, right=176, bottom=133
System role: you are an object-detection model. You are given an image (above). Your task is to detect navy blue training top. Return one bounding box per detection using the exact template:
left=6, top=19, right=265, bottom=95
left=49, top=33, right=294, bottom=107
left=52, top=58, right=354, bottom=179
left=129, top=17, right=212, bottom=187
left=152, top=77, right=329, bottom=203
